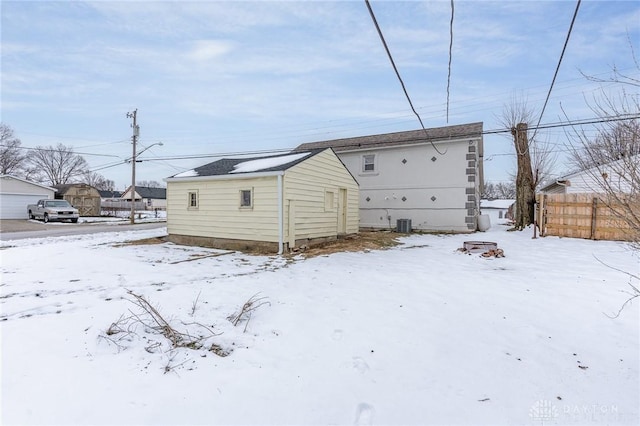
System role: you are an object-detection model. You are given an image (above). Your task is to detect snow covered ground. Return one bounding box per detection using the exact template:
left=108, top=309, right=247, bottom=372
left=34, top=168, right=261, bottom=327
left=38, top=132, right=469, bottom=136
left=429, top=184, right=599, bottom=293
left=1, top=222, right=638, bottom=425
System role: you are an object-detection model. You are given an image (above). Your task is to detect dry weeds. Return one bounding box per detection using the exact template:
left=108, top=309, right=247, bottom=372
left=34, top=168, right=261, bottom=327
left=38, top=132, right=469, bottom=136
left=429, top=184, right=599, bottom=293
left=116, top=231, right=403, bottom=257
left=293, top=231, right=403, bottom=258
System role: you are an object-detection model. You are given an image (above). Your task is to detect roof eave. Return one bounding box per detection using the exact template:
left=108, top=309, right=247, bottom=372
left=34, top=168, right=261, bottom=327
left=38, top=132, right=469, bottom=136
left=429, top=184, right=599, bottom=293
left=0, top=175, right=57, bottom=192
left=165, top=170, right=285, bottom=183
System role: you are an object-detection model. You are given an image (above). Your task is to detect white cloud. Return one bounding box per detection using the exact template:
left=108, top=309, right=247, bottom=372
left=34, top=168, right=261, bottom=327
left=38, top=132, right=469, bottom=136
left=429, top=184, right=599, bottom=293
left=186, top=40, right=234, bottom=62
left=1, top=0, right=638, bottom=189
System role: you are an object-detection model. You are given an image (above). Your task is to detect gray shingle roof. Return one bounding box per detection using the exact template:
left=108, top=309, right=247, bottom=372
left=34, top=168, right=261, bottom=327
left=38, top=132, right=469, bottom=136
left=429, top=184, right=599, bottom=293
left=98, top=190, right=122, bottom=198
left=174, top=149, right=325, bottom=178
left=135, top=187, right=167, bottom=199
left=294, top=122, right=483, bottom=152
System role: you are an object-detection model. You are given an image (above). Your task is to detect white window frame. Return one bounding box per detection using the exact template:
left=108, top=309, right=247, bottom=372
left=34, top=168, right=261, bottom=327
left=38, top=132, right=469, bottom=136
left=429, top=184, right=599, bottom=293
left=324, top=190, right=335, bottom=211
left=240, top=189, right=253, bottom=209
left=362, top=154, right=376, bottom=173
left=188, top=190, right=198, bottom=209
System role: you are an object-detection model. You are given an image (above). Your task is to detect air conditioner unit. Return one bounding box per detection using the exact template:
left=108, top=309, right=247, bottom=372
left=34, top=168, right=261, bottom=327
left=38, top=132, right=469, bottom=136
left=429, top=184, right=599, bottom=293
left=397, top=219, right=412, bottom=233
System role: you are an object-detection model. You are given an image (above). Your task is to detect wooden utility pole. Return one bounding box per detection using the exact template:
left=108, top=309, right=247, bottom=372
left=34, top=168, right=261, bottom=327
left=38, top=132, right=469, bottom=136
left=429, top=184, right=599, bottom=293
left=126, top=109, right=138, bottom=225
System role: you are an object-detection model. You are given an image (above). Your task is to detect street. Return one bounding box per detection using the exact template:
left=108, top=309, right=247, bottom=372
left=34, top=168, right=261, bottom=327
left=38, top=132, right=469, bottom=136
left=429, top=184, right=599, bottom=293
left=0, top=220, right=166, bottom=241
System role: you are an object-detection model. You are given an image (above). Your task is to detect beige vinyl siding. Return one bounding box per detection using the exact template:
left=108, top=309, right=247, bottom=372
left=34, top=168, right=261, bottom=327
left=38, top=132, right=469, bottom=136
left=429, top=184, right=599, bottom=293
left=167, top=176, right=280, bottom=242
left=284, top=149, right=359, bottom=240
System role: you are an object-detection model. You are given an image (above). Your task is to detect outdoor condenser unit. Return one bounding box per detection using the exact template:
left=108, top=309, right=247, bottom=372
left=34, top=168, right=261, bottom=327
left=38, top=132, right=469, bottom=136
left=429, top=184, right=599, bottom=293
left=397, top=219, right=412, bottom=233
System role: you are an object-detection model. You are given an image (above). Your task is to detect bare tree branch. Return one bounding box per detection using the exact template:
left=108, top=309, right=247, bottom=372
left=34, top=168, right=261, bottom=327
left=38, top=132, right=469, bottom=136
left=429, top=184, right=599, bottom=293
left=0, top=124, right=27, bottom=176
left=28, top=143, right=89, bottom=185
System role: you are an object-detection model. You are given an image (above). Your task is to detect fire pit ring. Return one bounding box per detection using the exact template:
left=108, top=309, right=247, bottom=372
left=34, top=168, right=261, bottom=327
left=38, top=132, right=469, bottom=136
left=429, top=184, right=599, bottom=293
left=463, top=241, right=497, bottom=253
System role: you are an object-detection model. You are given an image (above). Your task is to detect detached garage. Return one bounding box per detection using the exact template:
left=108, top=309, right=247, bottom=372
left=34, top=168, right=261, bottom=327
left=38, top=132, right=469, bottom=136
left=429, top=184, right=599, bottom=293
left=165, top=148, right=359, bottom=253
left=0, top=175, right=56, bottom=219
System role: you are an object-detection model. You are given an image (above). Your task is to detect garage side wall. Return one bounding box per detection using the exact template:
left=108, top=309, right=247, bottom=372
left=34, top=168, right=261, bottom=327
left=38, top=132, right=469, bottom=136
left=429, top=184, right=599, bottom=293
left=284, top=149, right=359, bottom=241
left=167, top=176, right=279, bottom=244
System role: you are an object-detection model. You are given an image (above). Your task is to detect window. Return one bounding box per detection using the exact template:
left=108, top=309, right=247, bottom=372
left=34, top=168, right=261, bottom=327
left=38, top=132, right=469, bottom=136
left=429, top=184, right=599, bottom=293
left=240, top=189, right=252, bottom=208
left=325, top=190, right=334, bottom=211
left=362, top=154, right=376, bottom=172
left=188, top=191, right=198, bottom=209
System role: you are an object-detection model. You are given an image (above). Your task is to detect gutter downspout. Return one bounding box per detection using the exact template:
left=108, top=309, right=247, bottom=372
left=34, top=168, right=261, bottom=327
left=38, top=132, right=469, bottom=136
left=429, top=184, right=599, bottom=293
left=277, top=173, right=284, bottom=255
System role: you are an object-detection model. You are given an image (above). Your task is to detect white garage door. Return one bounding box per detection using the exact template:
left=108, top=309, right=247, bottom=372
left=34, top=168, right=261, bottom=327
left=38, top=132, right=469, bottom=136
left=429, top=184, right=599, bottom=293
left=0, top=194, right=50, bottom=219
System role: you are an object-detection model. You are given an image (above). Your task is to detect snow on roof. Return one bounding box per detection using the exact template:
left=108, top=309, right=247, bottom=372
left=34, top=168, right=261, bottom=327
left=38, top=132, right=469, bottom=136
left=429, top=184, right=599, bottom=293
left=481, top=199, right=514, bottom=209
left=173, top=169, right=199, bottom=178
left=230, top=152, right=310, bottom=174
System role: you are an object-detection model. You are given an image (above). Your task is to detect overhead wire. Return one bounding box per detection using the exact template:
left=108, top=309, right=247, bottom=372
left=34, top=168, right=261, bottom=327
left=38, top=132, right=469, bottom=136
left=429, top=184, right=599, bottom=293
left=0, top=144, right=121, bottom=159
left=532, top=0, right=582, bottom=143
left=364, top=0, right=447, bottom=155
left=446, top=0, right=455, bottom=123
left=3, top=113, right=636, bottom=168
left=127, top=114, right=639, bottom=163
left=4, top=113, right=636, bottom=171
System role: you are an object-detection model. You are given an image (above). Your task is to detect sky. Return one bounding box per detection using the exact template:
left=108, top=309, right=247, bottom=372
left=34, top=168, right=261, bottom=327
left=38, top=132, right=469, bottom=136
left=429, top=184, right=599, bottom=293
left=1, top=0, right=639, bottom=190
left=1, top=221, right=638, bottom=424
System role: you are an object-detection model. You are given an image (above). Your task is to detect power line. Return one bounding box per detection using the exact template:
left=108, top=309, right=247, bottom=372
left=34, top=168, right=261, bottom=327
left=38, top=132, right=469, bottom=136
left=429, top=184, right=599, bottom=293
left=0, top=144, right=121, bottom=159
left=446, top=0, right=455, bottom=123
left=364, top=0, right=446, bottom=155
left=4, top=113, right=636, bottom=168
left=128, top=114, right=639, bottom=163
left=532, top=0, right=582, bottom=141
left=364, top=0, right=424, bottom=129
left=141, top=114, right=640, bottom=162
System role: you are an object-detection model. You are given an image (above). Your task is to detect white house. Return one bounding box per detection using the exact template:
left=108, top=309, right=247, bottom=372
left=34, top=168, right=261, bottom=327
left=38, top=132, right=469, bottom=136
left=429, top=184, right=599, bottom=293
left=0, top=175, right=56, bottom=219
left=121, top=186, right=167, bottom=210
left=480, top=199, right=514, bottom=225
left=165, top=148, right=359, bottom=253
left=295, top=122, right=484, bottom=232
left=541, top=156, right=638, bottom=194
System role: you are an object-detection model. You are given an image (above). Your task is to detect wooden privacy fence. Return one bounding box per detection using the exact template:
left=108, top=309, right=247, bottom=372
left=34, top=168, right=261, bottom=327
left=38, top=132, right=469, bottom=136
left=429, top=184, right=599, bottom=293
left=101, top=200, right=146, bottom=212
left=537, top=193, right=638, bottom=242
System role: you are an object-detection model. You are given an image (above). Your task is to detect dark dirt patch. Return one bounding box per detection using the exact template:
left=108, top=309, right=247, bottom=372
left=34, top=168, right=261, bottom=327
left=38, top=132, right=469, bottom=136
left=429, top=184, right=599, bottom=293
left=291, top=231, right=403, bottom=258
left=114, top=236, right=167, bottom=247
left=115, top=232, right=403, bottom=257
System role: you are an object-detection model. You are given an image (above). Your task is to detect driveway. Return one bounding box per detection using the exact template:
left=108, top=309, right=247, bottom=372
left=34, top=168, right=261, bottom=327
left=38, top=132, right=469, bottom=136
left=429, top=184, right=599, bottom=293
left=0, top=220, right=58, bottom=233
left=0, top=219, right=166, bottom=241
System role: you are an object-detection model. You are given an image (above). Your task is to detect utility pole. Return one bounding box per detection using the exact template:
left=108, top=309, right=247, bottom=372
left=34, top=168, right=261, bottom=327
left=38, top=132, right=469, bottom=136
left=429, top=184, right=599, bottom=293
left=126, top=109, right=139, bottom=225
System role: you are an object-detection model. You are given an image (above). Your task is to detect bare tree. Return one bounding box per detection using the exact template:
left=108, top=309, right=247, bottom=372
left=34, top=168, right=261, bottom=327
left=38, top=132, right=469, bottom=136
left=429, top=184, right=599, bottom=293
left=511, top=122, right=536, bottom=230
left=495, top=182, right=516, bottom=199
left=481, top=181, right=496, bottom=199
left=83, top=171, right=115, bottom=191
left=482, top=181, right=516, bottom=199
left=0, top=124, right=27, bottom=176
left=28, top=143, right=89, bottom=186
left=136, top=180, right=163, bottom=188
left=565, top=38, right=640, bottom=314
left=497, top=99, right=556, bottom=230
left=569, top=121, right=640, bottom=172
left=565, top=62, right=639, bottom=248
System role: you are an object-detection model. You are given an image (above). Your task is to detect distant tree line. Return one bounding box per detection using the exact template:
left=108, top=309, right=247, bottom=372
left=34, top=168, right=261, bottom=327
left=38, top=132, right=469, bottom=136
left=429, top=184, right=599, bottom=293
left=0, top=123, right=118, bottom=191
left=482, top=181, right=516, bottom=200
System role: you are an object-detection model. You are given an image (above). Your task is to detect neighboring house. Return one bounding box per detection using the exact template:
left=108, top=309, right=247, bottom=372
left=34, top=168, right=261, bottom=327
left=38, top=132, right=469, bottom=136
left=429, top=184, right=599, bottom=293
left=480, top=199, right=514, bottom=225
left=295, top=122, right=484, bottom=232
left=98, top=190, right=122, bottom=201
left=121, top=186, right=167, bottom=210
left=53, top=184, right=102, bottom=216
left=0, top=175, right=56, bottom=219
left=165, top=148, right=359, bottom=253
left=540, top=156, right=637, bottom=194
